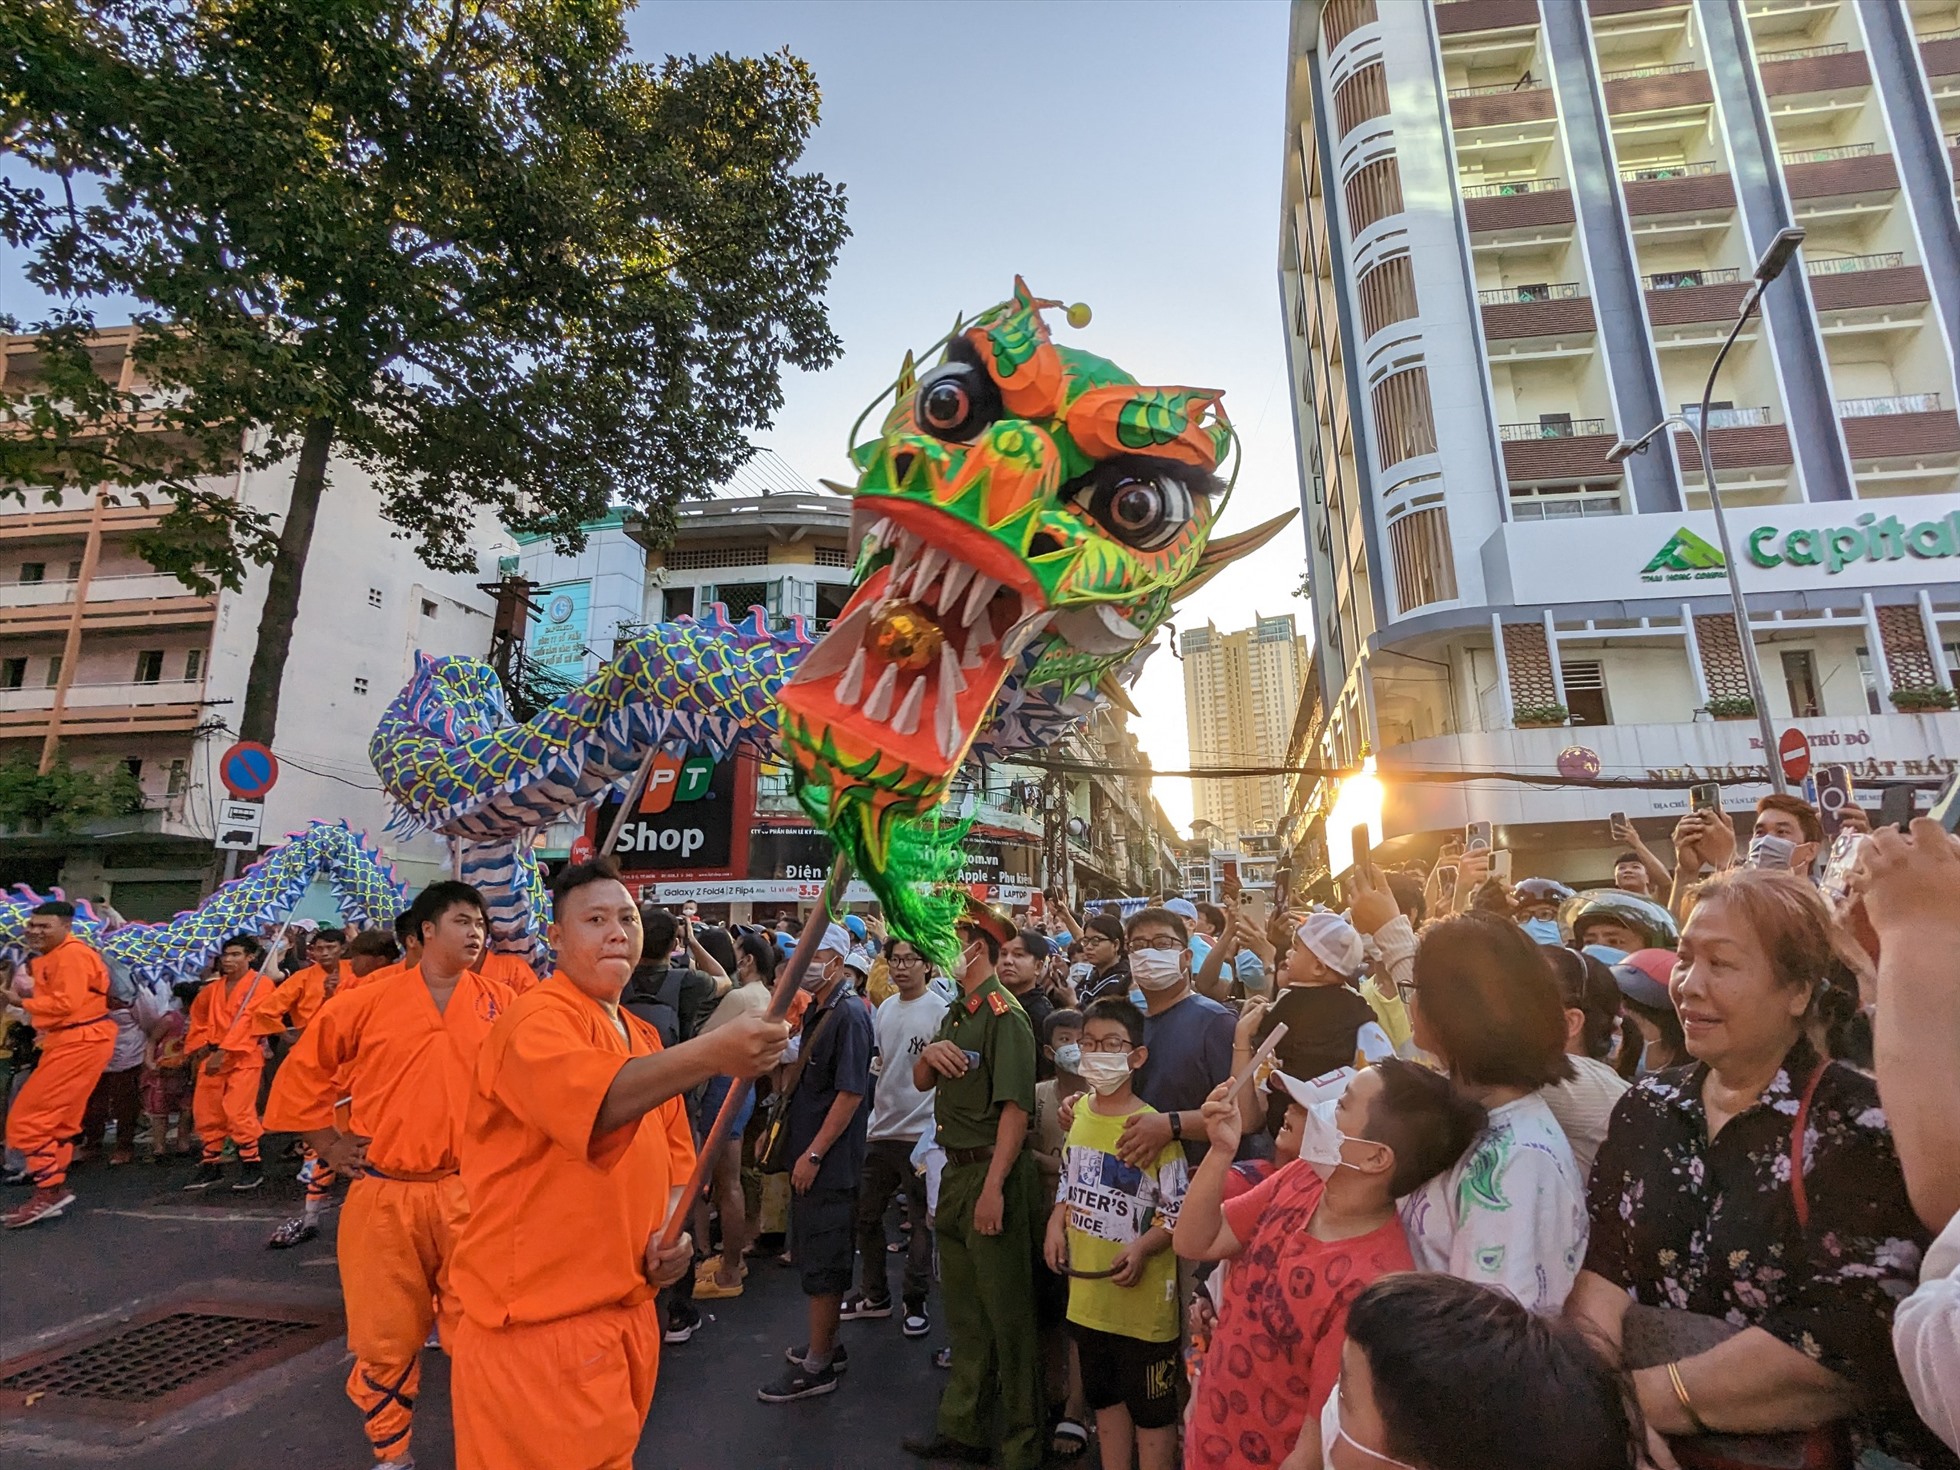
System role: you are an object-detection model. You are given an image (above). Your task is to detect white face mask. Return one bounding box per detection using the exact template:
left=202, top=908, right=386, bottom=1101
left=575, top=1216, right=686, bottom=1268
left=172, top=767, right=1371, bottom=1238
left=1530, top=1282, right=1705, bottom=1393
left=1051, top=1042, right=1083, bottom=1074
left=1129, top=947, right=1184, bottom=991
left=1321, top=1383, right=1419, bottom=1470
left=1298, top=1098, right=1351, bottom=1180
left=1076, top=1051, right=1134, bottom=1096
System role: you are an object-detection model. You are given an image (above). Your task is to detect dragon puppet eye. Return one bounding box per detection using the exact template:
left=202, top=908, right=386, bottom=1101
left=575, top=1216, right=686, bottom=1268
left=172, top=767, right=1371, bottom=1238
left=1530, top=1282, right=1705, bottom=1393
left=1072, top=462, right=1199, bottom=552
left=913, top=361, right=1002, bottom=443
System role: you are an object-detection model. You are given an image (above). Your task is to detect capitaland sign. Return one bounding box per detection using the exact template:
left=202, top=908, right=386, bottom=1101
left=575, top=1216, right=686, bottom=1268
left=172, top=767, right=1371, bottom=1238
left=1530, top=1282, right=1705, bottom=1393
left=1747, top=511, right=1960, bottom=576
left=1497, top=492, right=1960, bottom=606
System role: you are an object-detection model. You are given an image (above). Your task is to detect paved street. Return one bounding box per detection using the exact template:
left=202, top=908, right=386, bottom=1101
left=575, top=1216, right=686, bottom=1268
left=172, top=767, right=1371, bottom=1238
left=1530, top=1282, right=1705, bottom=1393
left=0, top=1152, right=947, bottom=1470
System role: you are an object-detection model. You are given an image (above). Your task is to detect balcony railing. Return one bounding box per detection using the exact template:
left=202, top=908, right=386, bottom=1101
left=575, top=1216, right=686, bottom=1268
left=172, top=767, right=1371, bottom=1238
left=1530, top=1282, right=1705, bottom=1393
left=1499, top=418, right=1608, bottom=441
left=1, top=578, right=79, bottom=608
left=1601, top=60, right=1700, bottom=81
left=1839, top=393, right=1942, bottom=418
left=1621, top=161, right=1719, bottom=181
left=1805, top=251, right=1904, bottom=275
left=1759, top=41, right=1849, bottom=61
left=1460, top=176, right=1565, bottom=197
left=1478, top=282, right=1585, bottom=305
left=1922, top=28, right=1960, bottom=42
left=1448, top=79, right=1549, bottom=98
left=1780, top=142, right=1875, bottom=165
left=1684, top=406, right=1773, bottom=429
left=1644, top=266, right=1741, bottom=289
left=0, top=678, right=206, bottom=714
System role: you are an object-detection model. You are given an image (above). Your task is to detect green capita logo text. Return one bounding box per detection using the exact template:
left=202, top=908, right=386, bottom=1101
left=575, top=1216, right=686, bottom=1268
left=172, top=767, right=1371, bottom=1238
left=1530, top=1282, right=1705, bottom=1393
left=1749, top=512, right=1960, bottom=575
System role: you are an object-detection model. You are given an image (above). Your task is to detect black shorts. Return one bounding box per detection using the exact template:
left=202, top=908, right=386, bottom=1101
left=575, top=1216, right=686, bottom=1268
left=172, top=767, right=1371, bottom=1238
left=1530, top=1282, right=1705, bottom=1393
left=790, top=1185, right=857, bottom=1297
left=1068, top=1323, right=1181, bottom=1429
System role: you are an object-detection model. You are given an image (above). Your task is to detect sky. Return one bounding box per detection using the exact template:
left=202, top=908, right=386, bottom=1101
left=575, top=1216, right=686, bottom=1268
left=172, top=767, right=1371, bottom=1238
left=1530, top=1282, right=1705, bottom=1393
left=635, top=0, right=1305, bottom=834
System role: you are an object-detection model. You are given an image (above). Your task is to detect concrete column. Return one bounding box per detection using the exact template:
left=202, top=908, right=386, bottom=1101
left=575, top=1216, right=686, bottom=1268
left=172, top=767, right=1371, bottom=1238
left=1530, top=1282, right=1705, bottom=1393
left=1542, top=609, right=1567, bottom=709
left=1862, top=592, right=1893, bottom=706
left=1490, top=613, right=1514, bottom=729
left=1681, top=603, right=1711, bottom=706
left=1920, top=589, right=1953, bottom=692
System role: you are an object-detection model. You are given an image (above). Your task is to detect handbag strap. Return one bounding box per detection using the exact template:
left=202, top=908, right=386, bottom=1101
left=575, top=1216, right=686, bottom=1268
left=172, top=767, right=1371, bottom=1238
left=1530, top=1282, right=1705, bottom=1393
left=775, top=997, right=842, bottom=1106
left=1788, top=1063, right=1827, bottom=1230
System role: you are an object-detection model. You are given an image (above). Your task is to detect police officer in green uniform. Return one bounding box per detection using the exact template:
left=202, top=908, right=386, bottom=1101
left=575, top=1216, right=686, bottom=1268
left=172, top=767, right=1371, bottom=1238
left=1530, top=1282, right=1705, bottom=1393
left=900, top=904, right=1042, bottom=1470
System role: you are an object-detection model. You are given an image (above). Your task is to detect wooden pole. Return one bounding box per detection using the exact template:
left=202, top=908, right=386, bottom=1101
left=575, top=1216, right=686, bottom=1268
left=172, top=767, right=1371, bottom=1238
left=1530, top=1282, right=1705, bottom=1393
left=39, top=489, right=107, bottom=773
left=599, top=748, right=663, bottom=857
left=657, top=853, right=854, bottom=1247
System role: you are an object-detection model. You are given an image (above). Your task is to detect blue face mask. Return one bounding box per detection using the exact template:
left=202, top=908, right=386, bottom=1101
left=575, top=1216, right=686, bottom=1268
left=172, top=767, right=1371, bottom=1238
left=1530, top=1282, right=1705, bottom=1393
left=1521, top=917, right=1563, bottom=946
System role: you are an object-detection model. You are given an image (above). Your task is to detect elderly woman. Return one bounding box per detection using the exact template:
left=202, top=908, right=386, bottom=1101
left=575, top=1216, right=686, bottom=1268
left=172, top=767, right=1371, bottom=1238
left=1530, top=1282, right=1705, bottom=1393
left=1568, top=869, right=1952, bottom=1469
left=1397, top=915, right=1590, bottom=1313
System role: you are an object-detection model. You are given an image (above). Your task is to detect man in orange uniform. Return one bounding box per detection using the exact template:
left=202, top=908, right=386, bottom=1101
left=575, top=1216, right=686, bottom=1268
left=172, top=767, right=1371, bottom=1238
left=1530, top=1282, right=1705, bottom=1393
left=342, top=914, right=419, bottom=996
left=268, top=926, right=350, bottom=1032
left=472, top=949, right=538, bottom=995
left=0, top=900, right=116, bottom=1229
left=184, top=933, right=282, bottom=1192
left=448, top=857, right=792, bottom=1470
left=266, top=925, right=371, bottom=1251
left=266, top=882, right=507, bottom=1469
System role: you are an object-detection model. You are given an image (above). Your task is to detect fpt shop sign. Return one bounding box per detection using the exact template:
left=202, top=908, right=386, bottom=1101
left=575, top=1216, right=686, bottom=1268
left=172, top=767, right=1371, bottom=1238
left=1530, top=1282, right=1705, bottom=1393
left=599, top=751, right=754, bottom=877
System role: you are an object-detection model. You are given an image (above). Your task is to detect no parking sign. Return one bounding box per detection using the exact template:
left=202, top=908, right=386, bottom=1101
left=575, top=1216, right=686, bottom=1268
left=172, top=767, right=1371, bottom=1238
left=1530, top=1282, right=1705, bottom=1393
left=219, top=741, right=280, bottom=800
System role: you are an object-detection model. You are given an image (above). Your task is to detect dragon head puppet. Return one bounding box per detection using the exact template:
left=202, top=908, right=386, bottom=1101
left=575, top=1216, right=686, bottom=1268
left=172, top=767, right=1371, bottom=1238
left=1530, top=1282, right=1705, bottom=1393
left=777, top=278, right=1291, bottom=955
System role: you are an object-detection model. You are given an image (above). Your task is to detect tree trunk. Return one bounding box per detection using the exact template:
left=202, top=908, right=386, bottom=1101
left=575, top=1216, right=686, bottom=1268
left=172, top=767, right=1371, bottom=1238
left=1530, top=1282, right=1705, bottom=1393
left=239, top=415, right=335, bottom=746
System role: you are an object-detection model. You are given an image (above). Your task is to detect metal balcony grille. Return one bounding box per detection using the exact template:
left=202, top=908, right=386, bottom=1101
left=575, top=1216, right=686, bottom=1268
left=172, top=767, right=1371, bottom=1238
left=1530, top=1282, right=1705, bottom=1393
left=1760, top=42, right=1849, bottom=61
left=664, top=545, right=769, bottom=571
left=1448, top=79, right=1548, bottom=98
left=1620, top=161, right=1718, bottom=182
left=1839, top=393, right=1941, bottom=418
left=1780, top=142, right=1875, bottom=165
left=1601, top=61, right=1700, bottom=81
left=1499, top=418, right=1608, bottom=441
left=1806, top=252, right=1904, bottom=275
left=1460, top=177, right=1564, bottom=197
left=1643, top=267, right=1741, bottom=289
left=1477, top=282, right=1584, bottom=305
left=1685, top=406, right=1773, bottom=430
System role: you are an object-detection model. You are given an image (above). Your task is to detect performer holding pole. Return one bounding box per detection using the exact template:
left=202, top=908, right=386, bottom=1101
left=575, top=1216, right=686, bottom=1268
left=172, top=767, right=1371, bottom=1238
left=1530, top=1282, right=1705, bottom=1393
left=447, top=856, right=790, bottom=1470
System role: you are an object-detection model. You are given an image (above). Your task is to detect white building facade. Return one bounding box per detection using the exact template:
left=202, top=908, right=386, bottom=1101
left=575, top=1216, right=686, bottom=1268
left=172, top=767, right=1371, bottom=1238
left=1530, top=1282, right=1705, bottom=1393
left=1280, top=0, right=1960, bottom=884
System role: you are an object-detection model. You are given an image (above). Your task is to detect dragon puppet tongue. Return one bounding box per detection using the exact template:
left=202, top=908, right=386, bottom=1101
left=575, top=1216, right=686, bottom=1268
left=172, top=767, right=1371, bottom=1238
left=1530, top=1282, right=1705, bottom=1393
left=778, top=545, right=1054, bottom=795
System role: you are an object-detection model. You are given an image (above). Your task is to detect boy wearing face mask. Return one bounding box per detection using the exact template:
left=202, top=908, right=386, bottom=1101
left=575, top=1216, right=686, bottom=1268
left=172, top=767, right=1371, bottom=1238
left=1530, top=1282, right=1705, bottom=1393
left=1174, top=1063, right=1485, bottom=1470
left=1044, top=999, right=1189, bottom=1470
left=1118, top=910, right=1236, bottom=1173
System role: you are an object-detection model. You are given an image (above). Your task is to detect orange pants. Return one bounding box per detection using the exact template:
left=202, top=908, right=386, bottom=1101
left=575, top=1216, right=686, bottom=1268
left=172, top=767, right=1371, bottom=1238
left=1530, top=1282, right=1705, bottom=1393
left=341, top=1174, right=467, bottom=1462
left=5, top=1024, right=114, bottom=1190
left=192, top=1061, right=264, bottom=1162
left=452, top=1298, right=660, bottom=1470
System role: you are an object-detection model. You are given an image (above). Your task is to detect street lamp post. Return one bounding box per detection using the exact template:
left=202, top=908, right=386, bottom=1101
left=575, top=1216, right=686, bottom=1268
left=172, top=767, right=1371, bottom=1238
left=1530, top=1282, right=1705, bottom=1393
left=1608, top=226, right=1806, bottom=796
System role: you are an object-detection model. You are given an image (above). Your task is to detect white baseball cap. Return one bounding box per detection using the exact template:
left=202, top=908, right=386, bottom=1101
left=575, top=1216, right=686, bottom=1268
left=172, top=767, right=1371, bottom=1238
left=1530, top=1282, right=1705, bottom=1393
left=816, top=923, right=854, bottom=958
left=1163, top=898, right=1200, bottom=921
left=1268, top=1066, right=1356, bottom=1109
left=1295, top=911, right=1364, bottom=978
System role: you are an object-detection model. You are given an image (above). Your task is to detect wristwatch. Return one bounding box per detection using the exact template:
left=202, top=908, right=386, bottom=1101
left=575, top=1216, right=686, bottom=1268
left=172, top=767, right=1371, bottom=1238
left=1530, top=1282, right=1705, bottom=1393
left=807, top=1151, right=824, bottom=1165
left=1168, top=1112, right=1183, bottom=1141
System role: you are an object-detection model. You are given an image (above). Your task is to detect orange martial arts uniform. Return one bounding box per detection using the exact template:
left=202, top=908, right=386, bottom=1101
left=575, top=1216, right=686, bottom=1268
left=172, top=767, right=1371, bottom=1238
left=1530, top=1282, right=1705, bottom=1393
left=265, top=965, right=512, bottom=1464
left=340, top=960, right=404, bottom=997
left=6, top=936, right=115, bottom=1190
left=268, top=962, right=348, bottom=1031
left=449, top=974, right=697, bottom=1470
left=471, top=951, right=538, bottom=995
left=185, top=970, right=281, bottom=1164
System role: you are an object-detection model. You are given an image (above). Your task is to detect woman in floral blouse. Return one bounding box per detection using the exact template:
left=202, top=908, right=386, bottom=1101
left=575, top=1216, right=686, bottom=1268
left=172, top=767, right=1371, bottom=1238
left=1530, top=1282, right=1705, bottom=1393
left=1567, top=869, right=1953, bottom=1468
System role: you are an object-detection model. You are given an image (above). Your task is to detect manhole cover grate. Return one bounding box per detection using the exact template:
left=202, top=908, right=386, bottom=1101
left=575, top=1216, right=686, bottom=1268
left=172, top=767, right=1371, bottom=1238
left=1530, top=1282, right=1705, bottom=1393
left=0, top=1301, right=341, bottom=1422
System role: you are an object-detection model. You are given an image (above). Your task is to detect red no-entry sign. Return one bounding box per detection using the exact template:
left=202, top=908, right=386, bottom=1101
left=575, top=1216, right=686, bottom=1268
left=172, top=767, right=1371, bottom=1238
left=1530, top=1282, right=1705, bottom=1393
left=1778, top=728, right=1812, bottom=785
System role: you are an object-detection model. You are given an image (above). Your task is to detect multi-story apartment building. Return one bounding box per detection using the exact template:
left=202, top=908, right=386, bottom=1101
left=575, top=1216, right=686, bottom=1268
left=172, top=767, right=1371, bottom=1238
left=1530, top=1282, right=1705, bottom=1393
left=1280, top=0, right=1960, bottom=882
left=1182, top=614, right=1313, bottom=840
left=1, top=329, right=502, bottom=914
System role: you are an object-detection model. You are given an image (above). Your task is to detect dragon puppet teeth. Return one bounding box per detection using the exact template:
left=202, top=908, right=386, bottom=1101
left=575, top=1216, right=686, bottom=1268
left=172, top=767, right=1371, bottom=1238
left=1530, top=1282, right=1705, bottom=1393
left=959, top=633, right=984, bottom=671
left=1001, top=609, right=1056, bottom=661
left=935, top=559, right=976, bottom=616
left=891, top=675, right=926, bottom=736
left=961, top=574, right=998, bottom=628
left=863, top=662, right=899, bottom=722
left=835, top=646, right=868, bottom=706
left=912, top=545, right=946, bottom=603
left=939, top=637, right=967, bottom=695
left=935, top=674, right=964, bottom=760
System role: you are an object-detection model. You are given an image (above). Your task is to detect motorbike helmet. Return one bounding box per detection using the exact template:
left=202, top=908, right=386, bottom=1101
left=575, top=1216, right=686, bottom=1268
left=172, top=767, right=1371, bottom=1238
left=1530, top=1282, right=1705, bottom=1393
left=1557, top=889, right=1679, bottom=953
